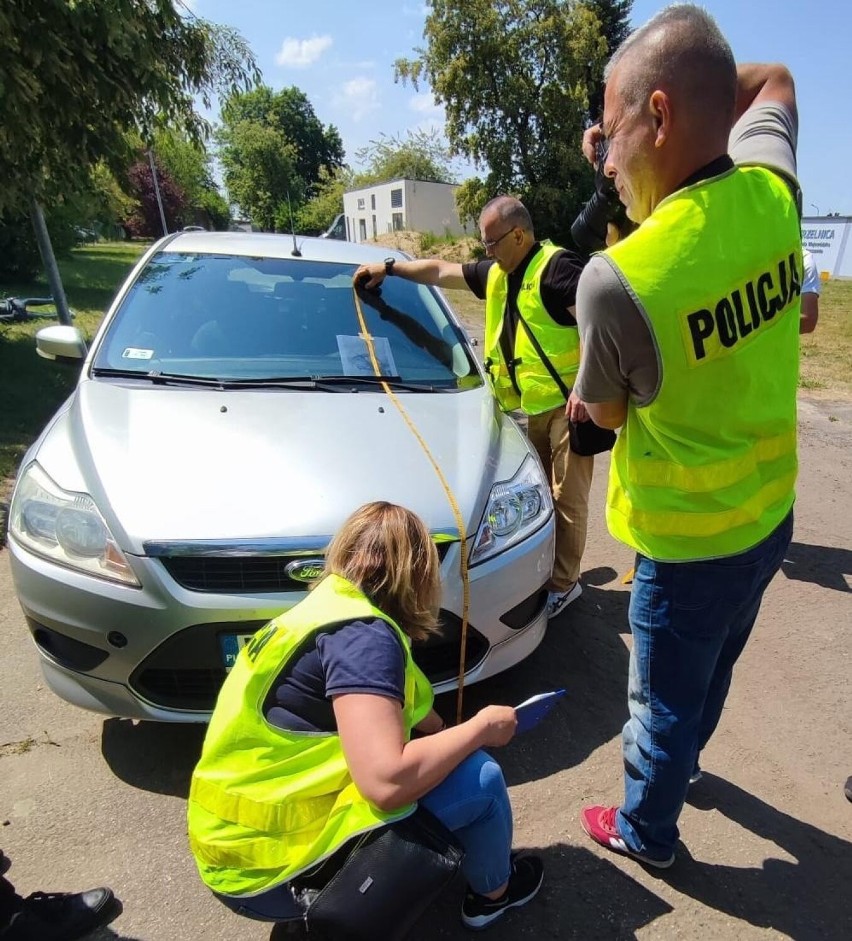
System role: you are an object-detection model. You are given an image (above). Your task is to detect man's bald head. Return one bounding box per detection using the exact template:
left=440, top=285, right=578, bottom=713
left=479, top=196, right=534, bottom=237
left=606, top=4, right=736, bottom=143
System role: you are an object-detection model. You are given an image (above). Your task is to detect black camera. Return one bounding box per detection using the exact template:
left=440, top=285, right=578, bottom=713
left=570, top=139, right=631, bottom=256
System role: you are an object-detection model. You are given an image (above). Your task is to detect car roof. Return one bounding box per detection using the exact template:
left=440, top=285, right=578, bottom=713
left=154, top=231, right=409, bottom=264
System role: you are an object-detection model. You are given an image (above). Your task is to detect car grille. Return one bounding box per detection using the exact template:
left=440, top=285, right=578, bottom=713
left=130, top=610, right=488, bottom=712
left=159, top=542, right=453, bottom=593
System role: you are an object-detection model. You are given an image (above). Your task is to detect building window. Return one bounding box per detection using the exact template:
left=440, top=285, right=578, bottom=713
left=372, top=215, right=377, bottom=238
left=370, top=194, right=376, bottom=210
left=392, top=212, right=404, bottom=231
left=390, top=188, right=403, bottom=209
left=359, top=218, right=367, bottom=241
left=357, top=197, right=366, bottom=210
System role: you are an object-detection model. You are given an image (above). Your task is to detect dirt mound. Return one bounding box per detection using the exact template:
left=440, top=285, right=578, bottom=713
left=371, top=230, right=480, bottom=263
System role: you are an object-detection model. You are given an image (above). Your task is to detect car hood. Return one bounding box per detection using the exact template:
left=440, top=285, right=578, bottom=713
left=35, top=379, right=532, bottom=552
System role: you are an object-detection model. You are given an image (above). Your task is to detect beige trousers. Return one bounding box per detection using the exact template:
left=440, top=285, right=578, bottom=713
left=526, top=405, right=594, bottom=592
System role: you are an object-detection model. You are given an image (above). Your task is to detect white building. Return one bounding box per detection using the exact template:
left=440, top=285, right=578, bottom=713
left=342, top=179, right=467, bottom=243
left=801, top=215, right=852, bottom=278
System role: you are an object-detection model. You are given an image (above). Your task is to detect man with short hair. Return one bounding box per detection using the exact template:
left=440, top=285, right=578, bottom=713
left=354, top=196, right=593, bottom=619
left=571, top=4, right=801, bottom=867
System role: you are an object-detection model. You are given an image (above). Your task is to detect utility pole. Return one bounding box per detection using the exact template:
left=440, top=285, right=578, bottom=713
left=148, top=148, right=169, bottom=237
left=29, top=199, right=73, bottom=327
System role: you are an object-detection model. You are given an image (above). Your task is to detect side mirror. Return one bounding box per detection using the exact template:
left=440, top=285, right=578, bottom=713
left=35, top=325, right=87, bottom=362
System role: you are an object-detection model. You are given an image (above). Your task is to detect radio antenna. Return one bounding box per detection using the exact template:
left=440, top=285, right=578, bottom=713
left=287, top=192, right=302, bottom=257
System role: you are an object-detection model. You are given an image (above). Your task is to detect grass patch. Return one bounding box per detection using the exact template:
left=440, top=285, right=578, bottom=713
left=798, top=279, right=852, bottom=396
left=0, top=241, right=148, bottom=483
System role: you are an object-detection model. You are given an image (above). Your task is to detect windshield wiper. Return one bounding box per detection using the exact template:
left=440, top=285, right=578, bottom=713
left=91, top=367, right=225, bottom=387
left=218, top=376, right=320, bottom=389
left=311, top=375, right=438, bottom=392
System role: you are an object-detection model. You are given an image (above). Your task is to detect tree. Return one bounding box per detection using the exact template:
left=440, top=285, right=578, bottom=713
left=394, top=0, right=625, bottom=245
left=584, top=1, right=634, bottom=119
left=150, top=129, right=230, bottom=229
left=454, top=177, right=490, bottom=228
left=123, top=155, right=188, bottom=238
left=0, top=0, right=259, bottom=217
left=295, top=167, right=354, bottom=235
left=354, top=129, right=458, bottom=185
left=219, top=86, right=344, bottom=200
left=219, top=121, right=305, bottom=232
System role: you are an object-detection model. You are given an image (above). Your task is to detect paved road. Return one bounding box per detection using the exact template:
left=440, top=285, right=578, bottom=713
left=1, top=393, right=850, bottom=941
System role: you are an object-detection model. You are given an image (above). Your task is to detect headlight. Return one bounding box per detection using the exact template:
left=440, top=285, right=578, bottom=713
left=10, top=462, right=140, bottom=586
left=470, top=456, right=552, bottom=564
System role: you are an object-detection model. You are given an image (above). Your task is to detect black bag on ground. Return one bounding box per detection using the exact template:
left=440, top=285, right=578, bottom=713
left=299, top=806, right=464, bottom=941
left=567, top=418, right=617, bottom=456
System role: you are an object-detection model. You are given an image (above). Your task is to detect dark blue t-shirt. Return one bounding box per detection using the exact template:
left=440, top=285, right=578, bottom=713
left=263, top=618, right=406, bottom=733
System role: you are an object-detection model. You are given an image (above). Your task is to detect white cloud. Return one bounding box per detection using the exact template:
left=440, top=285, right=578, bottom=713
left=409, top=93, right=442, bottom=115
left=336, top=77, right=380, bottom=122
left=275, top=35, right=333, bottom=68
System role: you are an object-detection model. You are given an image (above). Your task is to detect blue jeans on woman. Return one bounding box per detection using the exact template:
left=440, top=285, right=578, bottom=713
left=616, top=511, right=794, bottom=862
left=216, top=749, right=512, bottom=920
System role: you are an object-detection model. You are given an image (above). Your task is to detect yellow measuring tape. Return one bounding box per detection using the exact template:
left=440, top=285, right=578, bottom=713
left=352, top=288, right=471, bottom=725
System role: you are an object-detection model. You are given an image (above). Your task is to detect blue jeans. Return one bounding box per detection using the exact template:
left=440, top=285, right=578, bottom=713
left=216, top=749, right=512, bottom=919
left=420, top=749, right=513, bottom=895
left=616, top=511, right=794, bottom=861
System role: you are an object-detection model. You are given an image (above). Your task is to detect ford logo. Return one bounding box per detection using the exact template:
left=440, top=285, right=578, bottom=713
left=285, top=558, right=326, bottom=583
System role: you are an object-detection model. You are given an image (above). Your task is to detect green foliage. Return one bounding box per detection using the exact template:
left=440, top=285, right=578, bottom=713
left=454, top=177, right=490, bottom=228
left=295, top=167, right=354, bottom=235
left=354, top=129, right=457, bottom=185
left=151, top=129, right=230, bottom=229
left=218, top=86, right=342, bottom=230
left=219, top=121, right=305, bottom=231
left=0, top=1, right=259, bottom=218
left=221, top=87, right=343, bottom=187
left=0, top=203, right=81, bottom=285
left=394, top=0, right=627, bottom=245
left=582, top=1, right=634, bottom=117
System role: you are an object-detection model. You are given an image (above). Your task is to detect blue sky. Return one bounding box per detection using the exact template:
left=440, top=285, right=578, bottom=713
left=190, top=0, right=851, bottom=216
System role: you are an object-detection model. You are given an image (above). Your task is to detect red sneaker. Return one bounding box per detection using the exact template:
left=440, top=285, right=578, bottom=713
left=580, top=805, right=675, bottom=869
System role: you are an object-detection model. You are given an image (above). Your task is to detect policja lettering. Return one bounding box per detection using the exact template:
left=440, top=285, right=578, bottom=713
left=685, top=251, right=802, bottom=363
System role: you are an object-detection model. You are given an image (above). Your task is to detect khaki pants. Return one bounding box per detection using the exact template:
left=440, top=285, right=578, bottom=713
left=526, top=405, right=594, bottom=592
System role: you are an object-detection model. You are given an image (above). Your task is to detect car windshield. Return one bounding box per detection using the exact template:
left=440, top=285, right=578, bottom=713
left=92, top=252, right=481, bottom=388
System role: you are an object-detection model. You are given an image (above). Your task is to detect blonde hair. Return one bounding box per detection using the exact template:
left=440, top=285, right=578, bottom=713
left=323, top=502, right=442, bottom=642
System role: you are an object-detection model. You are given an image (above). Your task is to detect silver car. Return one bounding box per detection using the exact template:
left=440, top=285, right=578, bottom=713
left=8, top=232, right=554, bottom=721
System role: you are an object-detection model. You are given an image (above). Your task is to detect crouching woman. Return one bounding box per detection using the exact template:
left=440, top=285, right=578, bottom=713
left=187, top=502, right=543, bottom=934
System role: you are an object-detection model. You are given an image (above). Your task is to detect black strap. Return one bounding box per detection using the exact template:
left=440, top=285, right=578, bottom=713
left=514, top=308, right=573, bottom=403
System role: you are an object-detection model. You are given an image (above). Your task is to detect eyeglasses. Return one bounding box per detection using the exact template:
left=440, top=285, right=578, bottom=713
left=480, top=227, right=516, bottom=250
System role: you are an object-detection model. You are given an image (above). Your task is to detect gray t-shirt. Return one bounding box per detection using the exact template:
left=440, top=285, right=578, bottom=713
left=574, top=103, right=799, bottom=406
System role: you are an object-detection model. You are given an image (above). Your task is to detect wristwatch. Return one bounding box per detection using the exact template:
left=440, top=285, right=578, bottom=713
left=384, top=257, right=396, bottom=276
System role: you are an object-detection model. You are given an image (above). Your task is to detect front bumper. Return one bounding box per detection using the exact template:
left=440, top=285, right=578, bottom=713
left=9, top=515, right=554, bottom=721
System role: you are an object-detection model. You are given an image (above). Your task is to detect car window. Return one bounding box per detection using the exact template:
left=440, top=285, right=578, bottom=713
left=93, top=253, right=480, bottom=387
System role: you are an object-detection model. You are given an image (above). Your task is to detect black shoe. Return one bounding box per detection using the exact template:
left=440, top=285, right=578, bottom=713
left=1, top=888, right=118, bottom=941
left=461, top=854, right=544, bottom=930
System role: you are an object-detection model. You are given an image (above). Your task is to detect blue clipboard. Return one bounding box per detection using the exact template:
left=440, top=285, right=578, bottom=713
left=514, top=689, right=566, bottom=734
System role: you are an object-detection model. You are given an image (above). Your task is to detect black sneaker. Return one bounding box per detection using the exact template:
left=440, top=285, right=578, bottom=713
left=1, top=888, right=118, bottom=941
left=461, top=854, right=544, bottom=930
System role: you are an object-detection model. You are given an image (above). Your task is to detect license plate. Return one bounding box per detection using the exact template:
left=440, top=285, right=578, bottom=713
left=220, top=632, right=258, bottom=671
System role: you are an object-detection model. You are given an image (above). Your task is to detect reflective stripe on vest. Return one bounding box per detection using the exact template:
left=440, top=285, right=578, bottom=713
left=187, top=574, right=434, bottom=896
left=483, top=242, right=580, bottom=415
left=604, top=165, right=800, bottom=560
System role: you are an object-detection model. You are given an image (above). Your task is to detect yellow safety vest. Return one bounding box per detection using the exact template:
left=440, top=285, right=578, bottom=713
left=484, top=242, right=581, bottom=414
left=604, top=164, right=800, bottom=561
left=187, top=574, right=434, bottom=896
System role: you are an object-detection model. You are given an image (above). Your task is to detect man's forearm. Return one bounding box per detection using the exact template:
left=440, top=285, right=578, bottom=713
left=734, top=63, right=797, bottom=124
left=391, top=258, right=466, bottom=288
